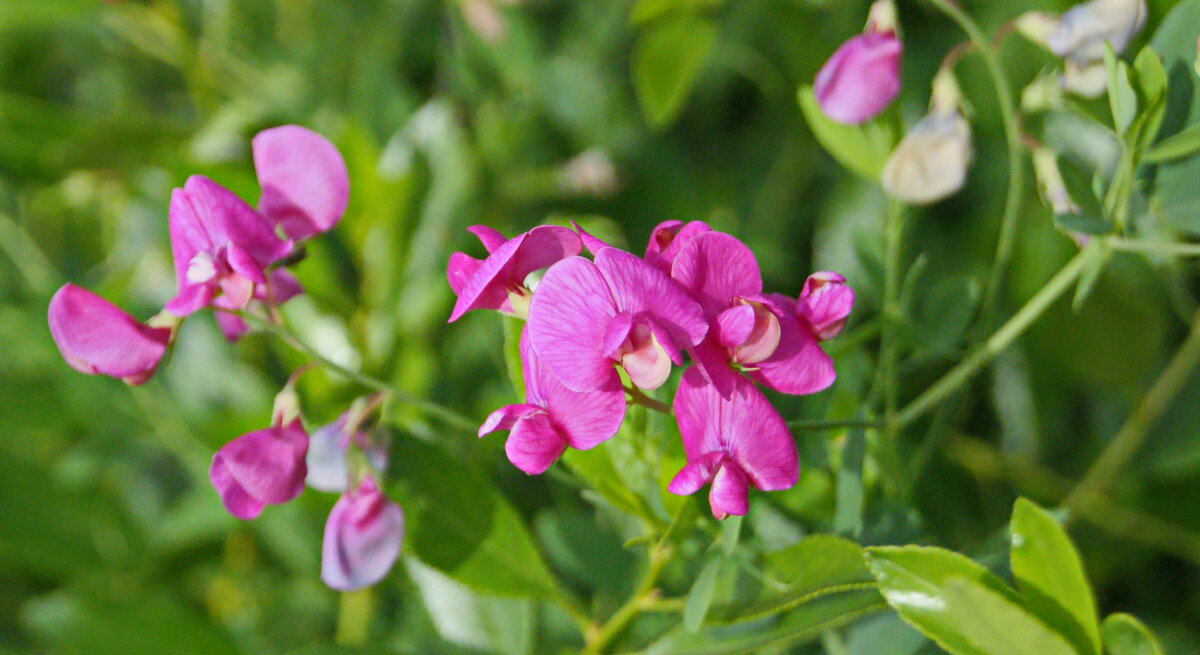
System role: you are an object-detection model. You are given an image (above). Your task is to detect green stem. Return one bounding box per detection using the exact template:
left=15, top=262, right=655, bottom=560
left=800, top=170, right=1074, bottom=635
left=927, top=0, right=1025, bottom=325
left=876, top=198, right=907, bottom=497
left=626, top=385, right=672, bottom=415
left=897, top=249, right=1090, bottom=428
left=581, top=545, right=670, bottom=655
left=335, top=588, right=373, bottom=646
left=1108, top=237, right=1200, bottom=257
left=239, top=312, right=478, bottom=433
left=1062, top=312, right=1200, bottom=518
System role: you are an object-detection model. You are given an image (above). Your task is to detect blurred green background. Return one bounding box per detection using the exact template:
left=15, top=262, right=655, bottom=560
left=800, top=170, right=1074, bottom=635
left=3, top=0, right=1200, bottom=653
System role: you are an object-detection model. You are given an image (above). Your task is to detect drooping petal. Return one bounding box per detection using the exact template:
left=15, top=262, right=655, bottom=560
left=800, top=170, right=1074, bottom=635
left=467, top=225, right=508, bottom=253
left=306, top=416, right=351, bottom=493
left=209, top=419, right=309, bottom=519
left=48, top=284, right=171, bottom=384
left=594, top=247, right=708, bottom=351
left=447, top=252, right=484, bottom=296
left=527, top=256, right=619, bottom=392
left=814, top=31, right=902, bottom=125
left=520, top=333, right=625, bottom=450
left=505, top=412, right=568, bottom=474
left=709, top=463, right=750, bottom=519
left=262, top=268, right=304, bottom=305
left=672, top=367, right=730, bottom=460
left=670, top=232, right=762, bottom=317
left=209, top=456, right=265, bottom=519
left=214, top=310, right=249, bottom=342
left=798, top=272, right=855, bottom=340
left=321, top=477, right=404, bottom=591
left=253, top=125, right=349, bottom=240
left=667, top=451, right=726, bottom=496
left=750, top=296, right=836, bottom=396
left=478, top=403, right=542, bottom=437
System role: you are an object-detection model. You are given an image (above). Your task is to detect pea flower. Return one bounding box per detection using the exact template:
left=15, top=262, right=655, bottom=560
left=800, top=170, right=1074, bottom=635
left=813, top=0, right=902, bottom=125
left=447, top=225, right=582, bottom=321
left=527, top=247, right=708, bottom=392
left=882, top=68, right=971, bottom=205
left=47, top=283, right=174, bottom=385
left=306, top=409, right=389, bottom=493
left=797, top=272, right=855, bottom=341
left=253, top=125, right=350, bottom=240
left=671, top=231, right=835, bottom=397
left=165, top=175, right=293, bottom=317
left=668, top=368, right=798, bottom=519
left=321, top=476, right=404, bottom=591
left=643, top=220, right=711, bottom=273
left=1047, top=0, right=1147, bottom=65
left=479, top=334, right=625, bottom=474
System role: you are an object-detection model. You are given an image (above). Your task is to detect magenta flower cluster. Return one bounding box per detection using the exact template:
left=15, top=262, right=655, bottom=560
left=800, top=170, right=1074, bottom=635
left=47, top=126, right=402, bottom=591
left=448, top=221, right=853, bottom=519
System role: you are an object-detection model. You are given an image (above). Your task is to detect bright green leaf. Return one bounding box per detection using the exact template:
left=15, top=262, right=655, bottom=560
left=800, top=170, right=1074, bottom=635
left=684, top=555, right=726, bottom=631
left=1101, top=613, right=1164, bottom=655
left=1103, top=46, right=1137, bottom=136
left=798, top=86, right=895, bottom=181
left=940, top=578, right=1079, bottom=655
left=632, top=14, right=717, bottom=126
left=407, top=558, right=535, bottom=655
left=1145, top=123, right=1200, bottom=162
left=1010, top=498, right=1101, bottom=655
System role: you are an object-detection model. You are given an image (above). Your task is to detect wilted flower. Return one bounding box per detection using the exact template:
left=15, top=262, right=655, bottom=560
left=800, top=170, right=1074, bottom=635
left=321, top=476, right=404, bottom=591
left=447, top=225, right=582, bottom=321
left=47, top=283, right=174, bottom=385
left=165, top=175, right=292, bottom=317
left=210, top=418, right=309, bottom=520
left=882, top=69, right=972, bottom=205
left=253, top=125, right=350, bottom=241
left=479, top=334, right=625, bottom=474
left=813, top=0, right=902, bottom=125
left=527, top=247, right=708, bottom=392
left=1047, top=0, right=1147, bottom=65
left=668, top=368, right=798, bottom=519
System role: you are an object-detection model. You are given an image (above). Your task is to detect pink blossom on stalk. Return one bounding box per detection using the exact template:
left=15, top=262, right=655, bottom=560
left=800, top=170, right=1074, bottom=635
left=321, top=476, right=404, bottom=591
left=668, top=368, right=798, bottom=519
left=253, top=125, right=350, bottom=240
left=479, top=334, right=625, bottom=474
left=447, top=225, right=582, bottom=321
left=526, top=247, right=708, bottom=392
left=210, top=418, right=309, bottom=520
left=814, top=29, right=902, bottom=125
left=165, top=175, right=292, bottom=317
left=671, top=232, right=835, bottom=397
left=47, top=283, right=173, bottom=385
left=797, top=272, right=855, bottom=340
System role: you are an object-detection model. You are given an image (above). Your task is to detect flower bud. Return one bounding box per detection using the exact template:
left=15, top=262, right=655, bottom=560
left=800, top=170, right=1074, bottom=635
left=1033, top=148, right=1080, bottom=215
left=210, top=419, right=309, bottom=520
left=1047, top=0, right=1147, bottom=65
left=882, top=69, right=972, bottom=205
left=321, top=476, right=404, bottom=591
left=1062, top=60, right=1109, bottom=98
left=48, top=283, right=173, bottom=386
left=813, top=0, right=902, bottom=125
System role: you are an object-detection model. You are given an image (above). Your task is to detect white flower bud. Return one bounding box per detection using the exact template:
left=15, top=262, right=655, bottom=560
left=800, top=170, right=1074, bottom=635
left=1047, top=0, right=1147, bottom=65
left=882, top=110, right=973, bottom=205
left=1061, top=59, right=1109, bottom=98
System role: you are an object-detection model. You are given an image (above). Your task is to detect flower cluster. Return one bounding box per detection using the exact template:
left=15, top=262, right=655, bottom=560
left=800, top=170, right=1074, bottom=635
left=47, top=126, right=402, bottom=591
left=448, top=221, right=853, bottom=519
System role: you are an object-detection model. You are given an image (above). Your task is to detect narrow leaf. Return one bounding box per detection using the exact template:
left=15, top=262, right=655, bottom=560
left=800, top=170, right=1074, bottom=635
left=940, top=578, right=1079, bottom=655
left=632, top=15, right=717, bottom=126
left=1145, top=123, right=1200, bottom=163
left=684, top=556, right=725, bottom=631
left=798, top=86, right=894, bottom=181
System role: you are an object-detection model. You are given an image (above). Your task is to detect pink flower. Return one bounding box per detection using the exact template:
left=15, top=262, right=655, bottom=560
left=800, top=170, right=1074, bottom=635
left=447, top=225, right=582, bottom=321
left=253, top=125, right=350, bottom=240
left=479, top=333, right=625, bottom=474
left=668, top=368, right=798, bottom=519
left=671, top=232, right=834, bottom=397
left=165, top=175, right=293, bottom=317
left=210, top=418, right=309, bottom=520
left=797, top=272, right=855, bottom=340
left=527, top=247, right=708, bottom=392
left=321, top=476, right=404, bottom=591
left=814, top=31, right=902, bottom=125
left=213, top=269, right=304, bottom=341
left=47, top=283, right=172, bottom=385
left=643, top=220, right=711, bottom=273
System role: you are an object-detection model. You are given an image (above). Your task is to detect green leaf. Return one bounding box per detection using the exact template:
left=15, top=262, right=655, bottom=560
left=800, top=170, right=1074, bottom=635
left=563, top=444, right=660, bottom=525
left=632, top=14, right=717, bottom=126
left=389, top=439, right=560, bottom=598
left=1103, top=45, right=1137, bottom=136
left=647, top=589, right=886, bottom=654
left=940, top=578, right=1079, bottom=655
left=1130, top=47, right=1167, bottom=153
left=1073, top=239, right=1109, bottom=311
left=406, top=558, right=535, bottom=655
left=834, top=427, right=866, bottom=536
left=1145, top=123, right=1200, bottom=162
left=1101, top=614, right=1164, bottom=655
left=709, top=535, right=875, bottom=624
left=1010, top=498, right=1101, bottom=655
left=798, top=86, right=895, bottom=181
left=865, top=546, right=1022, bottom=655
left=500, top=315, right=525, bottom=399
left=684, top=555, right=726, bottom=631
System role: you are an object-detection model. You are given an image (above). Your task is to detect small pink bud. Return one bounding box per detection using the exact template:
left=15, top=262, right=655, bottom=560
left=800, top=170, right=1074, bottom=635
left=814, top=30, right=902, bottom=125
left=797, top=272, right=855, bottom=341
left=210, top=419, right=309, bottom=520
left=321, top=476, right=404, bottom=591
left=47, top=283, right=172, bottom=385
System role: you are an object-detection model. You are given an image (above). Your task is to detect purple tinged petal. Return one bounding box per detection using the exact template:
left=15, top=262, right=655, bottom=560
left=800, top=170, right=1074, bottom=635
left=478, top=403, right=542, bottom=437
left=601, top=312, right=635, bottom=360
left=253, top=125, right=349, bottom=240
left=520, top=332, right=624, bottom=451
left=670, top=232, right=763, bottom=317
left=172, top=176, right=292, bottom=276
left=798, top=272, right=855, bottom=340
left=667, top=451, right=725, bottom=496
left=306, top=416, right=351, bottom=493
left=47, top=284, right=171, bottom=384
left=214, top=310, right=249, bottom=342
left=750, top=297, right=836, bottom=396
left=505, top=412, right=568, bottom=475
left=814, top=31, right=902, bottom=125
left=209, top=419, right=309, bottom=519
left=225, top=242, right=267, bottom=284
left=594, top=247, right=708, bottom=351
left=715, top=304, right=756, bottom=349
left=165, top=282, right=214, bottom=317
left=321, top=477, right=404, bottom=591
left=467, top=225, right=508, bottom=253
left=527, top=256, right=620, bottom=392
left=262, top=269, right=304, bottom=305
left=709, top=463, right=750, bottom=519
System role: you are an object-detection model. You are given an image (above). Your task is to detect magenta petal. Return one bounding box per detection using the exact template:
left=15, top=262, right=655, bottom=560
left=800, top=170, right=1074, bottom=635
left=165, top=282, right=215, bottom=317
left=668, top=451, right=725, bottom=496
left=449, top=235, right=523, bottom=321
left=520, top=332, right=624, bottom=450
left=571, top=220, right=613, bottom=256
left=262, top=269, right=304, bottom=305
left=48, top=284, right=171, bottom=383
left=253, top=125, right=349, bottom=240
left=321, top=477, right=404, bottom=591
left=214, top=310, right=249, bottom=342
left=209, top=419, right=309, bottom=517
left=814, top=31, right=902, bottom=125
left=467, top=225, right=508, bottom=253
left=687, top=338, right=742, bottom=399
left=798, top=272, right=855, bottom=340
left=514, top=225, right=584, bottom=277
left=709, top=463, right=750, bottom=519
left=505, top=413, right=568, bottom=474
left=225, top=242, right=267, bottom=284
left=670, top=231, right=762, bottom=317
left=715, top=304, right=756, bottom=349
left=673, top=367, right=729, bottom=460
left=209, top=456, right=265, bottom=519
left=478, top=403, right=541, bottom=437
left=645, top=220, right=712, bottom=272
left=601, top=312, right=635, bottom=360
left=527, top=256, right=619, bottom=392
left=594, top=247, right=708, bottom=351
left=751, top=297, right=836, bottom=396
left=171, top=176, right=291, bottom=283
left=447, top=252, right=484, bottom=296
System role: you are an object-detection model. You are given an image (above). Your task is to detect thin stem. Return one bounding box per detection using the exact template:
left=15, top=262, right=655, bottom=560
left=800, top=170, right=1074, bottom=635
left=1063, top=312, right=1200, bottom=518
left=928, top=0, right=1025, bottom=325
left=239, top=312, right=478, bottom=433
left=626, top=385, right=671, bottom=415
left=881, top=199, right=905, bottom=441
left=335, top=588, right=373, bottom=646
left=1108, top=237, right=1200, bottom=257
left=897, top=249, right=1090, bottom=428
left=581, top=545, right=671, bottom=655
